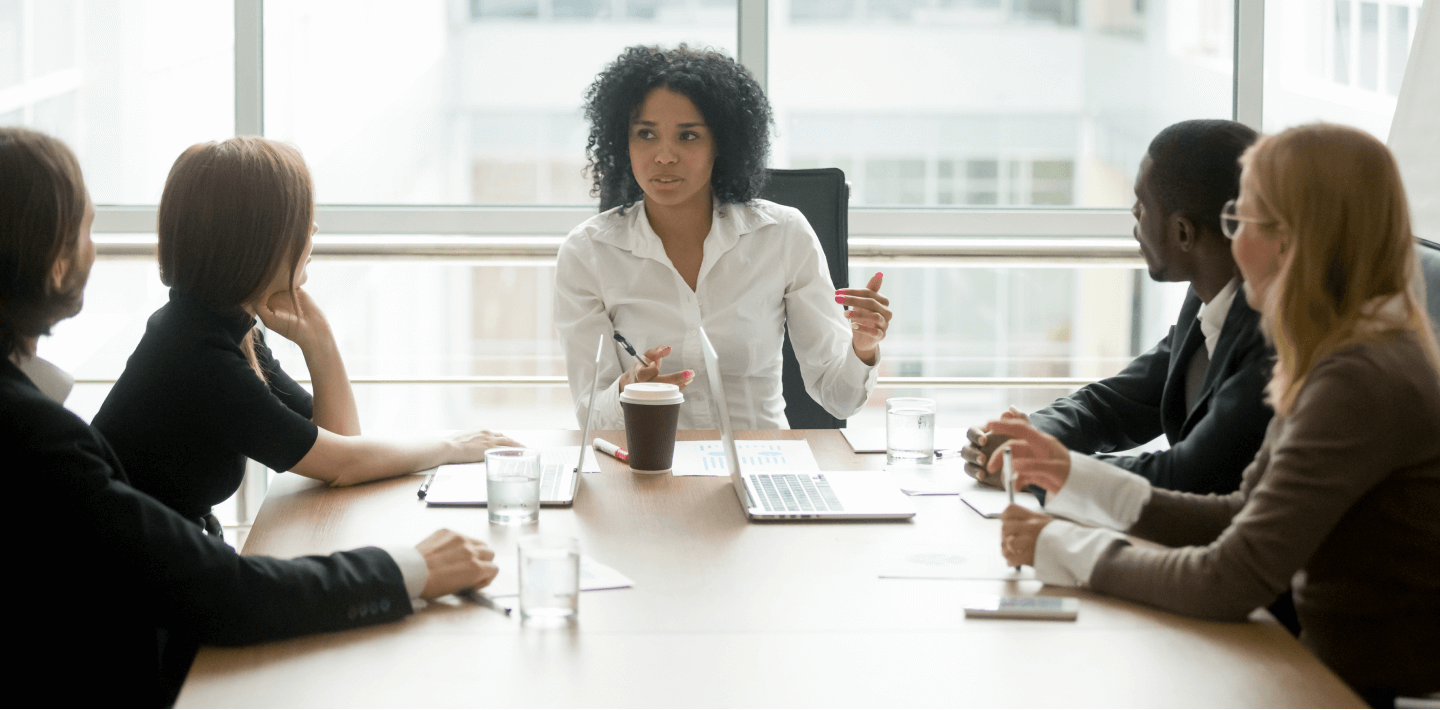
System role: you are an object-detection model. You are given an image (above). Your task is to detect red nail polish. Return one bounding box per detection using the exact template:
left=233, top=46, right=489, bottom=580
left=835, top=296, right=845, bottom=304
left=684, top=370, right=693, bottom=378
left=845, top=311, right=854, bottom=318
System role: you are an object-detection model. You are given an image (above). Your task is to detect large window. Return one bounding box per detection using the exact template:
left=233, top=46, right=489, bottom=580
left=1263, top=0, right=1425, bottom=140
left=264, top=0, right=735, bottom=204
left=769, top=0, right=1236, bottom=207
left=0, top=0, right=233, bottom=204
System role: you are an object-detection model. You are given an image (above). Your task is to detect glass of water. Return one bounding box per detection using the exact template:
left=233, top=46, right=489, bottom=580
left=886, top=397, right=936, bottom=465
left=486, top=447, right=540, bottom=525
left=518, top=535, right=580, bottom=625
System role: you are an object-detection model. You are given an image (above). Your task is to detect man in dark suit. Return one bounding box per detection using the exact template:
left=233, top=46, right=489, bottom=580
left=963, top=120, right=1272, bottom=496
left=1, top=126, right=499, bottom=707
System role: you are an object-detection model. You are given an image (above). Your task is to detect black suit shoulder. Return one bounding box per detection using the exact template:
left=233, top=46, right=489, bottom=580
left=3, top=361, right=410, bottom=707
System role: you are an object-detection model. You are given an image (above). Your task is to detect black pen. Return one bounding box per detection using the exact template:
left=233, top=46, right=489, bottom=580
left=417, top=470, right=437, bottom=499
left=457, top=588, right=511, bottom=616
left=613, top=331, right=650, bottom=367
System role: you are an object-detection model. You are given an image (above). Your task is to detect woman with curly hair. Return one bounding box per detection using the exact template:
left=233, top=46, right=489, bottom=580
left=555, top=45, right=892, bottom=430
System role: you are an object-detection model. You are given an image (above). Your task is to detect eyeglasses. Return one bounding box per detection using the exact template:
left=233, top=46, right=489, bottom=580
left=1220, top=199, right=1273, bottom=239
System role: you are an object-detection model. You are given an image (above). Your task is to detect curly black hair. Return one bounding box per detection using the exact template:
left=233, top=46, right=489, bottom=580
left=583, top=44, right=772, bottom=211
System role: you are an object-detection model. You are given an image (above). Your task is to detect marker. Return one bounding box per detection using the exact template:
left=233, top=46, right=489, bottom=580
left=1003, top=448, right=1020, bottom=572
left=593, top=438, right=629, bottom=463
left=613, top=331, right=650, bottom=367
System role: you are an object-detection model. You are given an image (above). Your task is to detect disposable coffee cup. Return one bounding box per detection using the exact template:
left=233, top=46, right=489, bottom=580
left=619, top=382, right=684, bottom=474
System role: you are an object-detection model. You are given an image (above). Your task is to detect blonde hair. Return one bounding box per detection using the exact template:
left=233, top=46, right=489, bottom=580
left=1242, top=123, right=1440, bottom=415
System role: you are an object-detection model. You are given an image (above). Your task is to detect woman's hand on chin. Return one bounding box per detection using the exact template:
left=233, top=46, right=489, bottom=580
left=838, top=272, right=890, bottom=366
left=257, top=287, right=332, bottom=352
left=617, top=344, right=694, bottom=392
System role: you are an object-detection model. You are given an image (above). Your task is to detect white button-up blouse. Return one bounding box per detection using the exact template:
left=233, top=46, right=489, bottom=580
left=554, top=198, right=879, bottom=430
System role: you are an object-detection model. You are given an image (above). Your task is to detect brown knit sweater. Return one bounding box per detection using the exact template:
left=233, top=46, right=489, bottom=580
left=1090, top=332, right=1440, bottom=699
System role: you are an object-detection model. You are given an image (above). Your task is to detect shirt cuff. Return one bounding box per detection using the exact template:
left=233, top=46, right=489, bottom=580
left=594, top=376, right=626, bottom=430
left=1042, top=452, right=1153, bottom=531
left=842, top=343, right=881, bottom=389
left=382, top=545, right=430, bottom=600
left=1033, top=520, right=1129, bottom=587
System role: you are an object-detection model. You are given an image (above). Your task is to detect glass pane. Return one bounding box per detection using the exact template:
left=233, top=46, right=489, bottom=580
left=1263, top=0, right=1425, bottom=141
left=264, top=0, right=737, bottom=205
left=768, top=0, right=1234, bottom=208
left=0, top=0, right=233, bottom=204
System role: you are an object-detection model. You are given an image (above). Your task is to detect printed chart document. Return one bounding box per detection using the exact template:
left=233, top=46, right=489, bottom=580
left=960, top=480, right=1043, bottom=518
left=670, top=440, right=820, bottom=477
left=480, top=555, right=634, bottom=599
left=879, top=546, right=1036, bottom=582
left=840, top=428, right=969, bottom=454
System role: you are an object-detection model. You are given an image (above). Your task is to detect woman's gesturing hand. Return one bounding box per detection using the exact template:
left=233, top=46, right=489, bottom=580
left=838, top=272, right=890, bottom=366
left=1000, top=505, right=1053, bottom=567
left=417, top=529, right=500, bottom=600
left=617, top=344, right=694, bottom=393
left=257, top=287, right=331, bottom=352
left=983, top=418, right=1072, bottom=494
left=448, top=430, right=523, bottom=463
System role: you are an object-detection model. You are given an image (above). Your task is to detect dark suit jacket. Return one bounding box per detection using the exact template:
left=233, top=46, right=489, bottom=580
left=1028, top=286, right=1273, bottom=494
left=2, top=358, right=412, bottom=708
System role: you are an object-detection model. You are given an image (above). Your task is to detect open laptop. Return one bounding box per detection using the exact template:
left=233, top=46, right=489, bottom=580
left=422, top=333, right=605, bottom=507
left=698, top=328, right=915, bottom=521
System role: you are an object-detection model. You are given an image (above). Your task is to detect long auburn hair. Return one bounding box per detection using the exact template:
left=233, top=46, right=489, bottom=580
left=0, top=128, right=90, bottom=360
left=157, top=136, right=314, bottom=379
left=1242, top=123, right=1440, bottom=414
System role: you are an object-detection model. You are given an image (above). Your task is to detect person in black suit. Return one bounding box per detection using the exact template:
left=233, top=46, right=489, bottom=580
left=0, top=127, right=500, bottom=707
left=963, top=120, right=1272, bottom=496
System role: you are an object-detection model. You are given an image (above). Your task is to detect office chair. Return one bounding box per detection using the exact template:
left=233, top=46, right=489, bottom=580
left=760, top=168, right=851, bottom=430
left=596, top=168, right=853, bottom=429
left=1418, top=238, right=1440, bottom=343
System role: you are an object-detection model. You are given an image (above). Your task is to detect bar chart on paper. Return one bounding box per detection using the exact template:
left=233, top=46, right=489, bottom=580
left=671, top=441, right=821, bottom=476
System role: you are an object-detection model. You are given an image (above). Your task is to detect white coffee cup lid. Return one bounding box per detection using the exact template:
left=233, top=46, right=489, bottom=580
left=619, top=382, right=685, bottom=405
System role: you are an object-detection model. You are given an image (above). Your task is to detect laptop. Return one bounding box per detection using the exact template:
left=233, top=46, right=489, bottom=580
left=422, top=333, right=606, bottom=507
left=698, top=328, right=916, bottom=521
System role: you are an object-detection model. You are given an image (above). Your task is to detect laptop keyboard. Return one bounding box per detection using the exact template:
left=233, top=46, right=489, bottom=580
left=750, top=473, right=844, bottom=513
left=493, top=459, right=568, bottom=500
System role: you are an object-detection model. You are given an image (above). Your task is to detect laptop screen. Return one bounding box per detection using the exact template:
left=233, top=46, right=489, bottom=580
left=697, top=328, right=751, bottom=509
left=576, top=332, right=605, bottom=473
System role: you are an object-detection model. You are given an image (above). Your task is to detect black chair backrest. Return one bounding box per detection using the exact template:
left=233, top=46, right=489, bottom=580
left=1419, top=238, right=1440, bottom=343
left=759, top=168, right=850, bottom=429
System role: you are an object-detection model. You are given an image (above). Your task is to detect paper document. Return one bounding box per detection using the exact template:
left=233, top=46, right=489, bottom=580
left=670, top=440, right=820, bottom=477
left=890, top=466, right=972, bottom=496
left=960, top=480, right=1042, bottom=518
left=879, top=547, right=1036, bottom=582
left=480, top=555, right=634, bottom=599
left=841, top=428, right=969, bottom=454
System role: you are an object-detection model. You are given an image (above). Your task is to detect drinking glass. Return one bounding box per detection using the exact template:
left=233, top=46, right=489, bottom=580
left=518, top=535, right=580, bottom=625
left=486, top=448, right=540, bottom=525
left=886, top=397, right=936, bottom=465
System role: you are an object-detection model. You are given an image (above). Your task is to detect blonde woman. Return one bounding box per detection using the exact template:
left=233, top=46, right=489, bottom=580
left=987, top=124, right=1440, bottom=706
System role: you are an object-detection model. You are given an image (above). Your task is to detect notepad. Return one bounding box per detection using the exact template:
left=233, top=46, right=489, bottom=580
left=669, top=439, right=821, bottom=477
left=480, top=555, right=634, bottom=599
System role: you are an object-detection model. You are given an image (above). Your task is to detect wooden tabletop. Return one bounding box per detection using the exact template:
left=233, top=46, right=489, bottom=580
left=178, top=430, right=1363, bottom=708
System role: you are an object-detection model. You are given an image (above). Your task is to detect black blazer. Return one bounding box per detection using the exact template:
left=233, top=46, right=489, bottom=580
left=1028, top=287, right=1273, bottom=494
left=2, top=359, right=411, bottom=708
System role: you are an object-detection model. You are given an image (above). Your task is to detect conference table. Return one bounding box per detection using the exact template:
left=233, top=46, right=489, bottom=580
left=178, top=429, right=1363, bottom=708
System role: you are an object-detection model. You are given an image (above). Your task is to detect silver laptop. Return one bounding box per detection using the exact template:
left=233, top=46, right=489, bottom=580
left=698, top=328, right=915, bottom=521
left=423, top=333, right=606, bottom=507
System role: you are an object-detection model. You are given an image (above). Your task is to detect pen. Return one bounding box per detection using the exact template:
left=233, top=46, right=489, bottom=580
left=417, top=470, right=437, bottom=499
left=593, top=438, right=630, bottom=463
left=1003, top=448, right=1020, bottom=572
left=612, top=331, right=650, bottom=367
left=457, top=588, right=511, bottom=616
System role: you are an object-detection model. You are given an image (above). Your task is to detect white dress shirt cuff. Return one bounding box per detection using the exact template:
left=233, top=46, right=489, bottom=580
left=1042, top=452, right=1153, bottom=531
left=382, top=545, right=430, bottom=600
left=1033, top=520, right=1128, bottom=587
left=594, top=377, right=626, bottom=430
left=842, top=343, right=880, bottom=388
